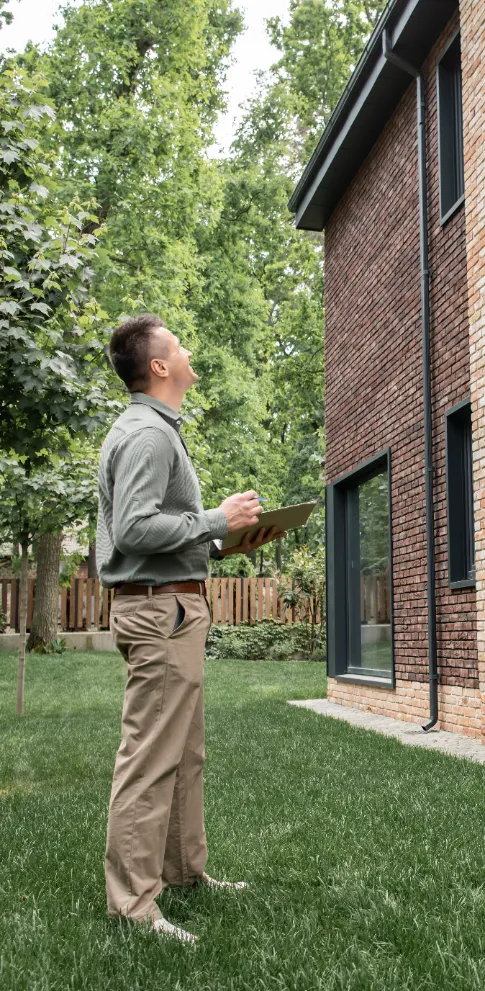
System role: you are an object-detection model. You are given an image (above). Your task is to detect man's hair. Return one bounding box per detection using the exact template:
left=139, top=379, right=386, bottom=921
left=109, top=313, right=168, bottom=391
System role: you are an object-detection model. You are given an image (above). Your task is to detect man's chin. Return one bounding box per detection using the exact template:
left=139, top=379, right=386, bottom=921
left=188, top=367, right=199, bottom=383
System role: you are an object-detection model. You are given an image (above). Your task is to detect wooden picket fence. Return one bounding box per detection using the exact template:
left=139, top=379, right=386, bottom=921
left=0, top=577, right=322, bottom=634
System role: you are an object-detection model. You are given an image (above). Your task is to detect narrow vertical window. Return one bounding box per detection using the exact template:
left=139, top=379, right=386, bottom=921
left=446, top=401, right=475, bottom=588
left=437, top=32, right=465, bottom=223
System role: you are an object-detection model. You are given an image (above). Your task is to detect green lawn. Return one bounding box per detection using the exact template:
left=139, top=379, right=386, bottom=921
left=2, top=651, right=485, bottom=990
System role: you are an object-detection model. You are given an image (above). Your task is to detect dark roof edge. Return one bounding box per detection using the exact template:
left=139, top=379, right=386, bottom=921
left=288, top=0, right=403, bottom=214
left=289, top=0, right=459, bottom=229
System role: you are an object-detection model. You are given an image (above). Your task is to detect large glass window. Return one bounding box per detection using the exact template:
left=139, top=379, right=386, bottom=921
left=326, top=452, right=393, bottom=685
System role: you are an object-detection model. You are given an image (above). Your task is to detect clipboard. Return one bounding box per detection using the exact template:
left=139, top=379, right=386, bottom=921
left=221, top=501, right=318, bottom=551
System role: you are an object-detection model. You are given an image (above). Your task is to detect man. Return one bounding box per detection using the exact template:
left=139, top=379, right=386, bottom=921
left=97, top=313, right=284, bottom=943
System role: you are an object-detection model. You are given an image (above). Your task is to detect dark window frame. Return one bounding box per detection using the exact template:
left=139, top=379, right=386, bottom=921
left=437, top=29, right=465, bottom=226
left=326, top=449, right=395, bottom=689
left=445, top=399, right=476, bottom=590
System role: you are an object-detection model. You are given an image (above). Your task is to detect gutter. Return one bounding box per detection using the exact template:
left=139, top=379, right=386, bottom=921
left=289, top=0, right=458, bottom=229
left=382, top=30, right=438, bottom=732
left=288, top=0, right=403, bottom=215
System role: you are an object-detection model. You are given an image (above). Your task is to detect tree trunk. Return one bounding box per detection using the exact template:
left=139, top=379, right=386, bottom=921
left=16, top=534, right=29, bottom=716
left=87, top=540, right=97, bottom=579
left=26, top=530, right=63, bottom=652
left=275, top=538, right=282, bottom=573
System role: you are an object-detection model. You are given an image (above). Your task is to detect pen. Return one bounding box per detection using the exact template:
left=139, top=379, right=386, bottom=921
left=256, top=497, right=268, bottom=502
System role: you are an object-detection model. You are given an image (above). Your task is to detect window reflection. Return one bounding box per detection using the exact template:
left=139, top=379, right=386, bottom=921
left=357, top=471, right=392, bottom=675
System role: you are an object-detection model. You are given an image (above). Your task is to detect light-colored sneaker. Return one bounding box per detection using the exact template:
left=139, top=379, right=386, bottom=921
left=199, top=872, right=247, bottom=890
left=153, top=916, right=198, bottom=944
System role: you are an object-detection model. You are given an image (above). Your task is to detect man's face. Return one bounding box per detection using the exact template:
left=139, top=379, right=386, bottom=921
left=150, top=328, right=198, bottom=391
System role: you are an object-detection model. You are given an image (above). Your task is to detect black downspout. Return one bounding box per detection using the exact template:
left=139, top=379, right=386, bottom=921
left=382, top=31, right=438, bottom=732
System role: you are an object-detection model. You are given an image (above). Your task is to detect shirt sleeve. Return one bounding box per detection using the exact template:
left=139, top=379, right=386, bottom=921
left=111, top=428, right=228, bottom=556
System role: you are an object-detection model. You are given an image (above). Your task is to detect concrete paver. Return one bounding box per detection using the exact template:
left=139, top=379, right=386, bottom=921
left=288, top=698, right=485, bottom=764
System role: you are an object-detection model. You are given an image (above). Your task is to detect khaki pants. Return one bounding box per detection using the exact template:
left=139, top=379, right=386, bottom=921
left=105, top=591, right=211, bottom=922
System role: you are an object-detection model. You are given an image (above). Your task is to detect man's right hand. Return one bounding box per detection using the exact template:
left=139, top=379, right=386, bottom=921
left=219, top=490, right=263, bottom=533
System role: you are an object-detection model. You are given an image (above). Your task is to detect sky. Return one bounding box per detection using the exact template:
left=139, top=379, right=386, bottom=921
left=0, top=0, right=290, bottom=153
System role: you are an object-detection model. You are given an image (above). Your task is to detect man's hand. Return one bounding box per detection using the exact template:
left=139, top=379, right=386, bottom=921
left=220, top=525, right=287, bottom=558
left=219, top=490, right=263, bottom=533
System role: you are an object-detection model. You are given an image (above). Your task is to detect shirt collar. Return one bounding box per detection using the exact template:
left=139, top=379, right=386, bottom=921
left=130, top=392, right=184, bottom=433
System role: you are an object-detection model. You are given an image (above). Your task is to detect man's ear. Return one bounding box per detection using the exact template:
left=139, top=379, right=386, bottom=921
left=151, top=357, right=169, bottom=379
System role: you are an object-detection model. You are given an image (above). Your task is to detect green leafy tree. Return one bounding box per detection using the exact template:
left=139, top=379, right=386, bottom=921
left=194, top=80, right=325, bottom=568
left=28, top=0, right=298, bottom=520
left=268, top=0, right=387, bottom=161
left=25, top=0, right=280, bottom=510
left=26, top=443, right=100, bottom=651
left=0, top=64, right=117, bottom=711
left=201, top=0, right=387, bottom=571
left=31, top=0, right=242, bottom=334
left=0, top=455, right=101, bottom=709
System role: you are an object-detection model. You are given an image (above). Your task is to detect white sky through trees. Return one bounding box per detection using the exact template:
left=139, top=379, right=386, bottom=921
left=0, top=0, right=289, bottom=152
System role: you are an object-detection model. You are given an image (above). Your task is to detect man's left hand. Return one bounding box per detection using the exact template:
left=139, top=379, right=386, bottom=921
left=220, top=525, right=287, bottom=558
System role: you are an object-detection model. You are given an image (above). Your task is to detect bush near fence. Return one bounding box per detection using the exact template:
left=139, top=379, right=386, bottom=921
left=206, top=621, right=326, bottom=662
left=0, top=577, right=322, bottom=634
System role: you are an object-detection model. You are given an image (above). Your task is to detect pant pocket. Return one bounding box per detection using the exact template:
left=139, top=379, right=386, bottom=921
left=172, top=601, right=186, bottom=635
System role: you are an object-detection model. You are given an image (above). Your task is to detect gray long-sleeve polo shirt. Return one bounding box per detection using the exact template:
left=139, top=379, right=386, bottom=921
left=96, top=392, right=228, bottom=588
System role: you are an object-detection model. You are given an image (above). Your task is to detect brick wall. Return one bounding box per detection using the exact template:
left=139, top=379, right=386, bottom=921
left=327, top=679, right=481, bottom=738
left=460, top=0, right=485, bottom=739
left=324, top=12, right=478, bottom=727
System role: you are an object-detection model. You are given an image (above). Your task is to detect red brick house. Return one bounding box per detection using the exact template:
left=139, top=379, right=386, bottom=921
left=290, top=0, right=485, bottom=738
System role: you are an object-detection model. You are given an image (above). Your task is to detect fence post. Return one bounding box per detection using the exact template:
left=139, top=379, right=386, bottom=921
left=250, top=579, right=256, bottom=625
left=1, top=580, right=7, bottom=629
left=242, top=579, right=249, bottom=622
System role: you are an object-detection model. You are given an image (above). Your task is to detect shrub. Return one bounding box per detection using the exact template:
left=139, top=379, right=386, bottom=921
left=205, top=620, right=324, bottom=662
left=278, top=544, right=326, bottom=654
left=32, top=637, right=67, bottom=655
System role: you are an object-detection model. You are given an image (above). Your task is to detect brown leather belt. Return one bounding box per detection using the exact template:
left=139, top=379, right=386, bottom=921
left=114, top=581, right=206, bottom=596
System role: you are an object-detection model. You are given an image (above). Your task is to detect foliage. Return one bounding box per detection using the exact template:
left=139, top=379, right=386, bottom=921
left=268, top=0, right=387, bottom=162
left=358, top=470, right=390, bottom=575
left=0, top=0, right=389, bottom=592
left=279, top=544, right=326, bottom=652
left=31, top=636, right=66, bottom=654
left=0, top=0, right=12, bottom=30
left=35, top=0, right=241, bottom=331
left=59, top=549, right=86, bottom=588
left=205, top=619, right=321, bottom=661
left=17, top=0, right=288, bottom=510
left=0, top=57, right=118, bottom=602
left=0, top=607, right=6, bottom=632
left=9, top=550, right=35, bottom=577
left=209, top=552, right=256, bottom=579
left=194, top=81, right=326, bottom=539
left=198, top=0, right=388, bottom=561
left=0, top=454, right=99, bottom=550
left=0, top=67, right=117, bottom=466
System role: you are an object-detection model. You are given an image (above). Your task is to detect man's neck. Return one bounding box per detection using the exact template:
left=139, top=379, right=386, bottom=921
left=139, top=387, right=184, bottom=413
